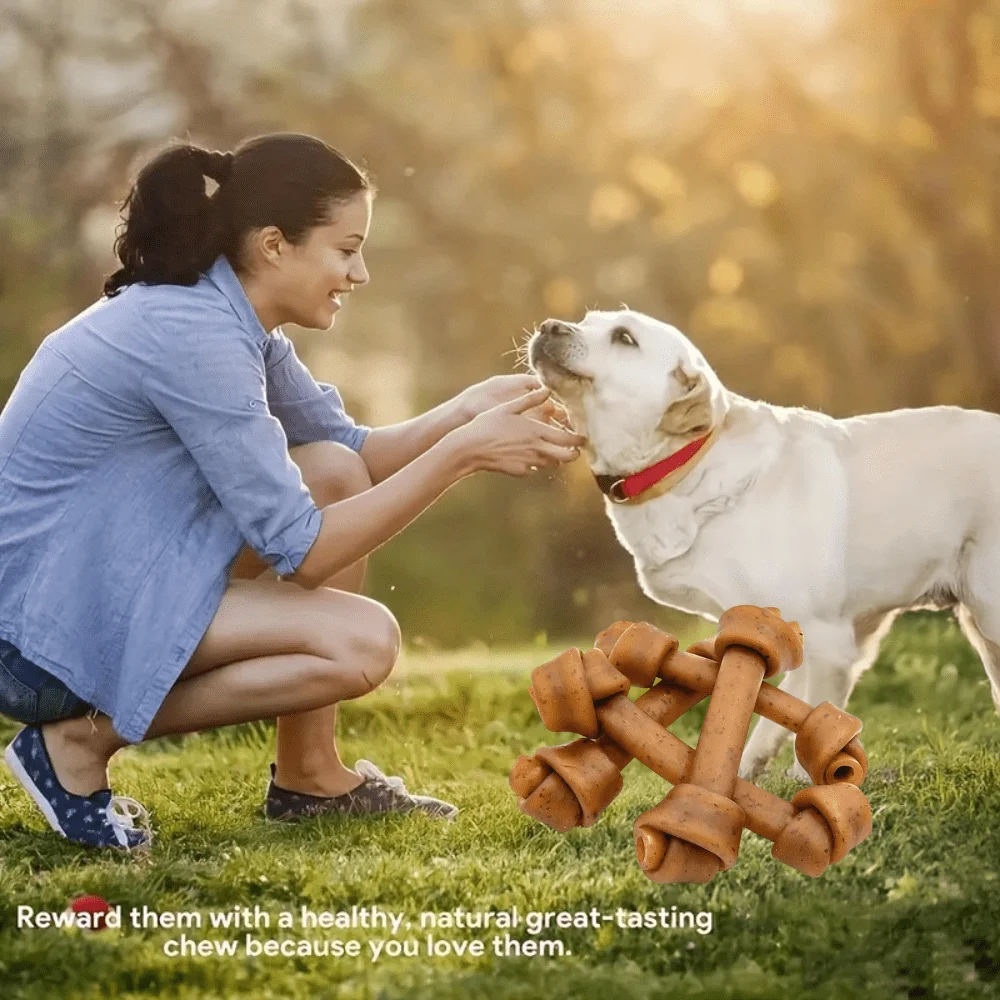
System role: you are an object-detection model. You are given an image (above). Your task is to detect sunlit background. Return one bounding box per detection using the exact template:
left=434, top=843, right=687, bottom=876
left=3, top=0, right=999, bottom=647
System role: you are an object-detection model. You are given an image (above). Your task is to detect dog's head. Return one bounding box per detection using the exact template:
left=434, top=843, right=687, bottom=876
left=526, top=309, right=728, bottom=475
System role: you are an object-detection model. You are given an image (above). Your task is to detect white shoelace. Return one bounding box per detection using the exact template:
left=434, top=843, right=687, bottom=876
left=106, top=795, right=153, bottom=849
left=354, top=760, right=458, bottom=818
left=355, top=759, right=407, bottom=793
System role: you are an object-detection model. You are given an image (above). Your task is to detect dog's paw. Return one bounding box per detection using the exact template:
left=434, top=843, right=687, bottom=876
left=784, top=761, right=811, bottom=784
left=737, top=758, right=768, bottom=782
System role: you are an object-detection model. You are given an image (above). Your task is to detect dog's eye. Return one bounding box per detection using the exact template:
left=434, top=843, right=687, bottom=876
left=610, top=326, right=637, bottom=347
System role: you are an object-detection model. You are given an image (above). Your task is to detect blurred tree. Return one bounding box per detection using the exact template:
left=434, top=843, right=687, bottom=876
left=695, top=0, right=1000, bottom=411
left=3, top=0, right=1000, bottom=644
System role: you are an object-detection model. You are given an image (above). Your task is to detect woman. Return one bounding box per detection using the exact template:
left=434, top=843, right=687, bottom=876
left=0, top=132, right=585, bottom=850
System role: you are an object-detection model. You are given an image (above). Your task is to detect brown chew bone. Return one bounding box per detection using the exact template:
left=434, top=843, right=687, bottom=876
left=594, top=620, right=635, bottom=657
left=667, top=647, right=867, bottom=786
left=511, top=674, right=872, bottom=877
left=630, top=606, right=803, bottom=883
left=612, top=626, right=867, bottom=786
left=515, top=620, right=866, bottom=830
left=512, top=608, right=873, bottom=880
left=528, top=647, right=631, bottom=740
left=685, top=637, right=718, bottom=659
left=608, top=622, right=679, bottom=687
left=508, top=741, right=625, bottom=831
left=511, top=680, right=705, bottom=831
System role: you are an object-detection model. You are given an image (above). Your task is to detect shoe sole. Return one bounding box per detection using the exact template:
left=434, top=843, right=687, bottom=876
left=407, top=797, right=459, bottom=820
left=264, top=799, right=459, bottom=822
left=4, top=740, right=68, bottom=838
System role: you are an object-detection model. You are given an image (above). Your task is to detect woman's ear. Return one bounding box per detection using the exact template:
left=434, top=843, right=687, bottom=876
left=658, top=362, right=713, bottom=436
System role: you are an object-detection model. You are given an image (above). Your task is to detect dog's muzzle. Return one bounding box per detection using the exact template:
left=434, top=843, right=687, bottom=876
left=528, top=321, right=587, bottom=380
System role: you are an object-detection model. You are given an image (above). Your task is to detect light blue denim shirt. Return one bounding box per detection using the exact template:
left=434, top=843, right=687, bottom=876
left=0, top=255, right=369, bottom=742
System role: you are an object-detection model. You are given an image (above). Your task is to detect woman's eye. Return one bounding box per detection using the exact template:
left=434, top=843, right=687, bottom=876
left=611, top=326, right=637, bottom=347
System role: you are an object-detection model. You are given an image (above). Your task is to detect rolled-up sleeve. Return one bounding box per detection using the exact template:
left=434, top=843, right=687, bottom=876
left=264, top=330, right=371, bottom=451
left=140, top=313, right=322, bottom=577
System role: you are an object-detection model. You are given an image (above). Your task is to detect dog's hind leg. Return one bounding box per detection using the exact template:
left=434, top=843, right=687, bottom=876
left=956, top=537, right=1000, bottom=711
left=956, top=604, right=1000, bottom=712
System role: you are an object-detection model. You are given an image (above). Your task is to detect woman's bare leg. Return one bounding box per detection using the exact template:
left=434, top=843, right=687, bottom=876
left=40, top=715, right=127, bottom=797
left=41, top=441, right=391, bottom=798
left=227, top=440, right=376, bottom=796
left=231, top=559, right=370, bottom=797
left=41, top=581, right=399, bottom=796
left=272, top=544, right=367, bottom=796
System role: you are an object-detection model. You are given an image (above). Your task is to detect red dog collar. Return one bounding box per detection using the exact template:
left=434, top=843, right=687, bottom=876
left=594, top=432, right=713, bottom=503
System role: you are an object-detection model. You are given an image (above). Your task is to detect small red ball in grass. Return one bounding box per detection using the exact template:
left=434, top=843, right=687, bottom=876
left=69, top=895, right=111, bottom=931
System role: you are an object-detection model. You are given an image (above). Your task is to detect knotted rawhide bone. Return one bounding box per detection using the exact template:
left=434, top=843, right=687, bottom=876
left=515, top=615, right=865, bottom=826
left=507, top=740, right=627, bottom=832
left=632, top=606, right=803, bottom=883
left=510, top=623, right=700, bottom=831
left=610, top=624, right=868, bottom=786
left=527, top=646, right=631, bottom=740
left=510, top=679, right=705, bottom=831
left=608, top=621, right=679, bottom=687
left=594, top=620, right=635, bottom=657
left=771, top=783, right=873, bottom=874
left=513, top=670, right=873, bottom=877
left=666, top=643, right=867, bottom=786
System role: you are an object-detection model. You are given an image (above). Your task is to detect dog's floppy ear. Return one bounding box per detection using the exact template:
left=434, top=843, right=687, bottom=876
left=658, top=362, right=713, bottom=436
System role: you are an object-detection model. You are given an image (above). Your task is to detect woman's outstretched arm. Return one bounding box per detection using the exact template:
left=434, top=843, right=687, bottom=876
left=359, top=374, right=546, bottom=483
left=289, top=386, right=584, bottom=589
left=358, top=398, right=467, bottom=485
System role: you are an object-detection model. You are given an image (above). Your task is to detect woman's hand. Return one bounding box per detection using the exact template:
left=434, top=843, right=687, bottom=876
left=456, top=374, right=541, bottom=420
left=447, top=386, right=588, bottom=478
left=456, top=374, right=574, bottom=430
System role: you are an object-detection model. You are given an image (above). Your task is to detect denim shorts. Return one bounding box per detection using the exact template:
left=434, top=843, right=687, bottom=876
left=0, top=637, right=93, bottom=725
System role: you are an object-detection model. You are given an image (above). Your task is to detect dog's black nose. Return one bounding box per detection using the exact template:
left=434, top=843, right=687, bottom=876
left=539, top=319, right=575, bottom=337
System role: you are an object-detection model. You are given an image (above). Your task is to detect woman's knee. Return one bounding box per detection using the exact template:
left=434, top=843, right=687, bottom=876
left=353, top=606, right=402, bottom=692
left=292, top=440, right=372, bottom=507
left=310, top=596, right=401, bottom=696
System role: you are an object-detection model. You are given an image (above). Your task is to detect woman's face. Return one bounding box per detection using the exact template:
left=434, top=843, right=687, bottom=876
left=272, top=189, right=372, bottom=330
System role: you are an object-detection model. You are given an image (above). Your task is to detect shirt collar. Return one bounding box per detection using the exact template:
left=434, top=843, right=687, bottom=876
left=204, top=255, right=270, bottom=348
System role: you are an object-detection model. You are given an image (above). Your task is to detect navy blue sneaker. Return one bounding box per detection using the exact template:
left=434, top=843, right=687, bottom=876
left=3, top=725, right=152, bottom=850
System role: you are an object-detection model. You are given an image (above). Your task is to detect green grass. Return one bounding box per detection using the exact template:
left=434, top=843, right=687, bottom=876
left=2, top=611, right=1000, bottom=999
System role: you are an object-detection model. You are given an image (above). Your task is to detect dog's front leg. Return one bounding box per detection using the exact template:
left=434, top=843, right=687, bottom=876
left=737, top=663, right=810, bottom=782
left=740, top=624, right=861, bottom=783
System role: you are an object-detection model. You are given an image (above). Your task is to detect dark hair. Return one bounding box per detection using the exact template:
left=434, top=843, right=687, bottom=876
left=103, top=132, right=372, bottom=297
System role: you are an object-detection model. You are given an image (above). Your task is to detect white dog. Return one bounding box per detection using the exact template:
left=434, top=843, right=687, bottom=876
left=527, top=309, right=1000, bottom=782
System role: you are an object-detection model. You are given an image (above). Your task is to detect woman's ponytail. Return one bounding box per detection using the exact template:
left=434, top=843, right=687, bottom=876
left=103, top=133, right=370, bottom=298
left=104, top=142, right=235, bottom=297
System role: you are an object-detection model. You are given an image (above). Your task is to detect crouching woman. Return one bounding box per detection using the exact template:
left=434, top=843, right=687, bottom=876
left=0, top=132, right=584, bottom=849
